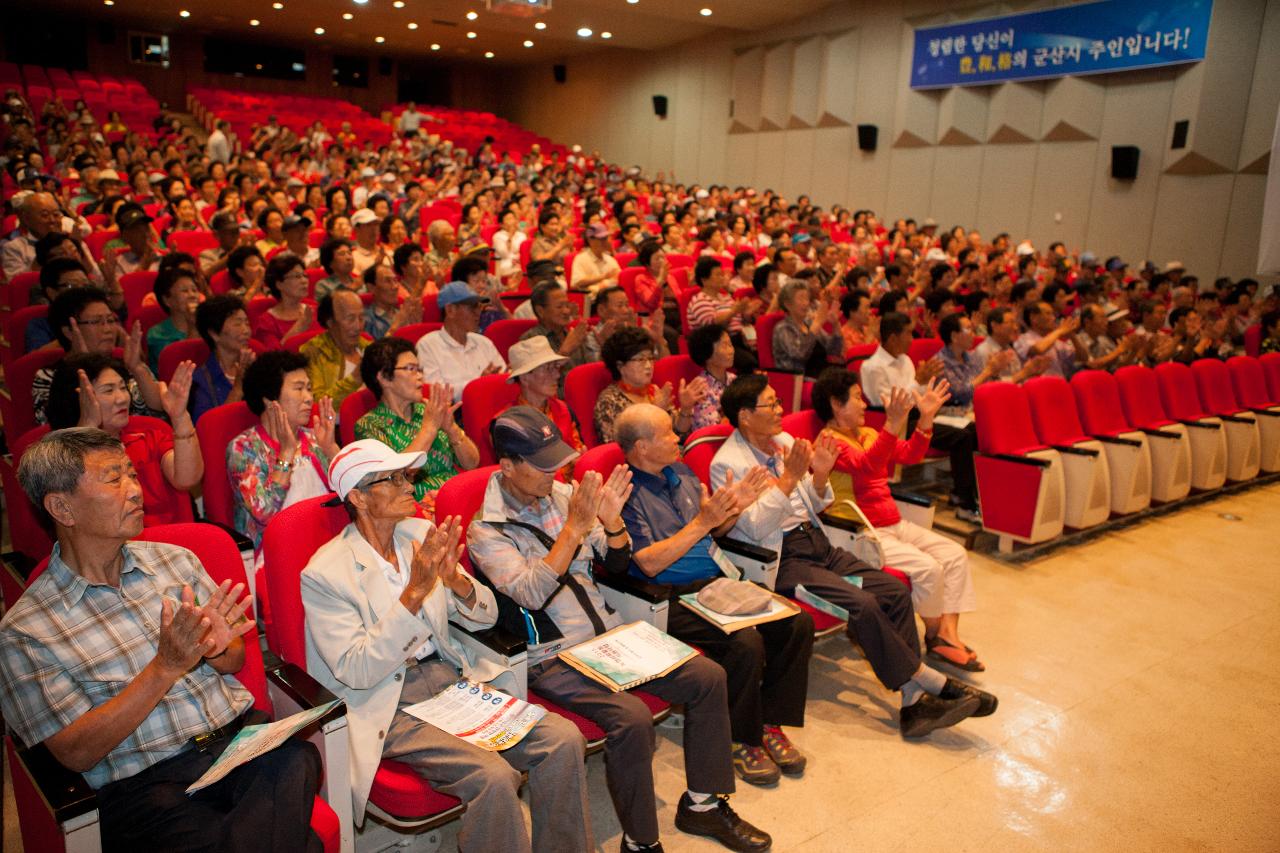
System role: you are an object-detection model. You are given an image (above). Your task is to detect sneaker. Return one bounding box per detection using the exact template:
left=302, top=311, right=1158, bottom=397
left=675, top=793, right=772, bottom=852
left=955, top=506, right=982, bottom=524
left=761, top=726, right=806, bottom=776
left=731, top=742, right=780, bottom=786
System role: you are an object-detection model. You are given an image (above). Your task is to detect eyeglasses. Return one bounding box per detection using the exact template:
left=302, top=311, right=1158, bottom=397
left=362, top=470, right=414, bottom=489
left=750, top=399, right=783, bottom=411
left=393, top=364, right=423, bottom=374
left=77, top=315, right=120, bottom=327
left=626, top=353, right=655, bottom=365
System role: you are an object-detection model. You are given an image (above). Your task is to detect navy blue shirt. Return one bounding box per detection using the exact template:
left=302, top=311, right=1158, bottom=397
left=190, top=355, right=233, bottom=424
left=623, top=463, right=722, bottom=586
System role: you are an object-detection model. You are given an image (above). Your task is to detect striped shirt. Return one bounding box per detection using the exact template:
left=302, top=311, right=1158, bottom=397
left=0, top=541, right=252, bottom=789
left=687, top=290, right=743, bottom=333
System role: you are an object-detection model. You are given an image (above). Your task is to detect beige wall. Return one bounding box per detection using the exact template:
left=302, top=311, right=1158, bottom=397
left=494, top=0, right=1280, bottom=281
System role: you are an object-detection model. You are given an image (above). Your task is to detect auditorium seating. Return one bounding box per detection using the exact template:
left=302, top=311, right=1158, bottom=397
left=1191, top=359, right=1261, bottom=481
left=1155, top=362, right=1232, bottom=487
left=1226, top=356, right=1280, bottom=472
left=1024, top=377, right=1112, bottom=529
left=1070, top=370, right=1153, bottom=515
left=1114, top=366, right=1195, bottom=501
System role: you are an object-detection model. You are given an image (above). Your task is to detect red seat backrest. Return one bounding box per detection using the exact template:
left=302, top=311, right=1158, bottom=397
left=572, top=443, right=624, bottom=483
left=618, top=267, right=643, bottom=307
left=682, top=423, right=733, bottom=486
left=4, top=304, right=49, bottom=362
left=1025, top=376, right=1091, bottom=445
left=780, top=409, right=823, bottom=441
left=433, top=466, right=501, bottom=573
left=158, top=338, right=210, bottom=383
left=393, top=322, right=441, bottom=344
left=908, top=338, right=943, bottom=366
left=666, top=253, right=694, bottom=270
left=1191, top=359, right=1241, bottom=415
left=461, top=373, right=520, bottom=466
left=1070, top=370, right=1134, bottom=436
left=973, top=381, right=1043, bottom=455
left=1244, top=324, right=1262, bottom=358
left=5, top=271, right=40, bottom=312
left=564, top=361, right=614, bottom=448
left=338, top=387, right=378, bottom=446
left=676, top=287, right=698, bottom=337
left=6, top=348, right=63, bottom=438
left=168, top=231, right=218, bottom=256
left=1261, top=354, right=1280, bottom=402
left=1155, top=362, right=1209, bottom=421
left=135, top=524, right=272, bottom=712
left=755, top=312, right=785, bottom=370
left=260, top=494, right=350, bottom=666
left=652, top=354, right=700, bottom=390
left=1227, top=356, right=1273, bottom=409
left=483, top=318, right=538, bottom=362
left=196, top=401, right=260, bottom=527
left=1115, top=365, right=1172, bottom=428
left=209, top=269, right=234, bottom=294
left=84, top=229, right=119, bottom=261
left=2, top=425, right=55, bottom=562
left=283, top=327, right=324, bottom=352
left=120, top=270, right=158, bottom=317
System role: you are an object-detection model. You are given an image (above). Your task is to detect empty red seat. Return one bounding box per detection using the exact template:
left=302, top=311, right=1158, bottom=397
left=1155, top=362, right=1231, bottom=488
left=1191, top=359, right=1260, bottom=480
left=1024, top=377, right=1111, bottom=528
left=1113, top=365, right=1194, bottom=501
left=1069, top=370, right=1152, bottom=514
left=1227, top=356, right=1280, bottom=472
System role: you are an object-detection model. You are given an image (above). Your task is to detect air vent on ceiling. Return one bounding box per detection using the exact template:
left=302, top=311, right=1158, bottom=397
left=431, top=19, right=458, bottom=27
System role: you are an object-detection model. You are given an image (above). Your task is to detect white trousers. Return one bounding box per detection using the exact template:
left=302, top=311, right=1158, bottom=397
left=877, top=520, right=976, bottom=618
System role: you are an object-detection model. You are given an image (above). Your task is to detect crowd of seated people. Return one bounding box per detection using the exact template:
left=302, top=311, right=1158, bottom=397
left=2, top=78, right=1277, bottom=853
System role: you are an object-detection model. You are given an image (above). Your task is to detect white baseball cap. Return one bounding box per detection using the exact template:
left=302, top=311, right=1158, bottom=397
left=327, top=439, right=426, bottom=501
left=351, top=208, right=379, bottom=226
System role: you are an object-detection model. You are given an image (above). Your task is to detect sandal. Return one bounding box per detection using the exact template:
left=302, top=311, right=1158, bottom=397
left=926, top=635, right=985, bottom=672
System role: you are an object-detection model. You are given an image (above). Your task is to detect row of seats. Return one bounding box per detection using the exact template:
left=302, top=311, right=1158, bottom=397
left=974, top=356, right=1280, bottom=551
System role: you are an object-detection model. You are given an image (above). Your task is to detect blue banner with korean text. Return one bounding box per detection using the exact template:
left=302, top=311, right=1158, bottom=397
left=909, top=0, right=1212, bottom=90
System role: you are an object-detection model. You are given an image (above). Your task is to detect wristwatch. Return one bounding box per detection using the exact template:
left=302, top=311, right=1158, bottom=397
left=274, top=457, right=293, bottom=473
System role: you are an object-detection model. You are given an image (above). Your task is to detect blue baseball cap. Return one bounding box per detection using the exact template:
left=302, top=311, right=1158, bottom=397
left=491, top=406, right=578, bottom=472
left=436, top=281, right=487, bottom=311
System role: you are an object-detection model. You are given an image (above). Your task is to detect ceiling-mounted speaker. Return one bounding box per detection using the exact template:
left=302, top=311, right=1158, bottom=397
left=1111, top=145, right=1139, bottom=180
left=652, top=95, right=668, bottom=118
left=856, top=124, right=878, bottom=151
left=553, top=63, right=566, bottom=83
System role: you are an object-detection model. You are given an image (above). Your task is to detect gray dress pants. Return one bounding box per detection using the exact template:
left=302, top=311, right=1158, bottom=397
left=383, top=658, right=593, bottom=853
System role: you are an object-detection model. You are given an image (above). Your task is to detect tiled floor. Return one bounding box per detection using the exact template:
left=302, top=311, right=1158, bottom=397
left=6, top=482, right=1279, bottom=852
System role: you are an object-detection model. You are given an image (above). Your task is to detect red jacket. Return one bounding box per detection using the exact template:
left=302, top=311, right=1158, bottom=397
left=828, top=426, right=930, bottom=528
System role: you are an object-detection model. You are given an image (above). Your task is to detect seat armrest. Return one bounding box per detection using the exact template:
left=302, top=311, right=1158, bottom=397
left=1094, top=434, right=1143, bottom=448
left=713, top=536, right=777, bottom=563
left=1141, top=427, right=1184, bottom=440
left=1250, top=408, right=1280, bottom=417
left=1219, top=413, right=1255, bottom=424
left=888, top=487, right=933, bottom=508
left=266, top=663, right=343, bottom=717
left=594, top=570, right=670, bottom=630
left=1053, top=444, right=1100, bottom=457
left=594, top=570, right=669, bottom=604
left=981, top=452, right=1051, bottom=468
left=194, top=517, right=255, bottom=553
left=8, top=737, right=98, bottom=825
left=450, top=623, right=527, bottom=657
left=1180, top=419, right=1221, bottom=430
left=819, top=512, right=865, bottom=533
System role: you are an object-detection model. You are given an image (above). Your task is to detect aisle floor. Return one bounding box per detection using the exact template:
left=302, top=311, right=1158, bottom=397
left=5, top=483, right=1279, bottom=852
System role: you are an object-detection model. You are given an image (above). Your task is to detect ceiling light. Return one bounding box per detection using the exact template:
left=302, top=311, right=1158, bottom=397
left=484, top=51, right=494, bottom=58
left=314, top=26, right=325, bottom=34
left=430, top=43, right=440, bottom=50
left=700, top=7, right=712, bottom=15
left=343, top=12, right=353, bottom=19
left=375, top=35, right=385, bottom=43
left=466, top=10, right=478, bottom=20
left=272, top=2, right=283, bottom=8
left=534, top=21, right=546, bottom=30
left=577, top=27, right=592, bottom=37
left=627, top=0, right=638, bottom=4
left=393, top=0, right=404, bottom=6
left=601, top=31, right=612, bottom=39
left=249, top=18, right=260, bottom=25
left=179, top=9, right=190, bottom=17
left=523, top=39, right=533, bottom=47
left=103, top=0, right=114, bottom=6
left=354, top=0, right=369, bottom=4
left=466, top=31, right=477, bottom=38
left=407, top=21, right=418, bottom=28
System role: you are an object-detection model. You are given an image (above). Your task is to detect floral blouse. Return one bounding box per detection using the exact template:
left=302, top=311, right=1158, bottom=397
left=354, top=401, right=457, bottom=506
left=690, top=369, right=734, bottom=432
left=226, top=424, right=332, bottom=548
left=593, top=382, right=680, bottom=444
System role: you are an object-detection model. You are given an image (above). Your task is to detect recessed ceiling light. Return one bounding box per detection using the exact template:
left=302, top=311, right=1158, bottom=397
left=314, top=26, right=325, bottom=34
left=393, top=0, right=404, bottom=6
left=249, top=18, right=260, bottom=25
left=342, top=12, right=353, bottom=20
left=601, top=31, right=612, bottom=39
left=179, top=9, right=190, bottom=17
left=523, top=39, right=534, bottom=47
left=466, top=31, right=477, bottom=38
left=534, top=21, right=546, bottom=30
left=430, top=43, right=440, bottom=50
left=466, top=10, right=478, bottom=20
left=700, top=7, right=712, bottom=15
left=103, top=0, right=114, bottom=6
left=627, top=0, right=638, bottom=4
left=484, top=51, right=494, bottom=58
left=407, top=21, right=418, bottom=28
left=272, top=2, right=283, bottom=8
left=375, top=35, right=385, bottom=43
left=577, top=27, right=592, bottom=37
left=354, top=0, right=369, bottom=4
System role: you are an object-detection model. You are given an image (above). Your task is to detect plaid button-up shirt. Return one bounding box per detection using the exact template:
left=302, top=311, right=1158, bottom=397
left=0, top=541, right=252, bottom=789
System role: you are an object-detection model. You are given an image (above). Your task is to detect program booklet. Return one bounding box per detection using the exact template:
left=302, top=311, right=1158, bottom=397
left=402, top=680, right=545, bottom=752
left=559, top=621, right=698, bottom=692
left=186, top=699, right=342, bottom=795
left=677, top=591, right=800, bottom=634
left=793, top=576, right=864, bottom=622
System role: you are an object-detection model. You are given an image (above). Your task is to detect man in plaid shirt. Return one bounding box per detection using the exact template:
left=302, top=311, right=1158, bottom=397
left=0, top=428, right=323, bottom=852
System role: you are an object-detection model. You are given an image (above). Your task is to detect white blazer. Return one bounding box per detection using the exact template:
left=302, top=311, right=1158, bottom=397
left=300, top=517, right=507, bottom=821
left=709, top=429, right=834, bottom=555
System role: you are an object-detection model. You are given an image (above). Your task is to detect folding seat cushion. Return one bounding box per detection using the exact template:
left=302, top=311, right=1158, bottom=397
left=1226, top=356, right=1280, bottom=472
left=1154, top=362, right=1229, bottom=489
left=1068, top=370, right=1152, bottom=514
left=1114, top=366, right=1194, bottom=501
left=1024, top=377, right=1111, bottom=528
left=1191, top=359, right=1260, bottom=481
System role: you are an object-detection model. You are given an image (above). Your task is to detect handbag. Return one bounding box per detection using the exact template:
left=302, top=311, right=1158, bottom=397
left=833, top=499, right=885, bottom=570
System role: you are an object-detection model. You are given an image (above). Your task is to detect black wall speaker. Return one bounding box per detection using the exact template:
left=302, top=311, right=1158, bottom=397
left=378, top=57, right=392, bottom=76
left=553, top=64, right=566, bottom=84
left=652, top=95, right=668, bottom=118
left=856, top=124, right=878, bottom=151
left=1171, top=120, right=1189, bottom=150
left=1111, top=145, right=1140, bottom=180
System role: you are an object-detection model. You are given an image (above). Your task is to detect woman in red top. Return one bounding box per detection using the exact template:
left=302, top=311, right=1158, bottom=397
left=813, top=368, right=983, bottom=671
left=252, top=253, right=315, bottom=350
left=45, top=352, right=203, bottom=527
